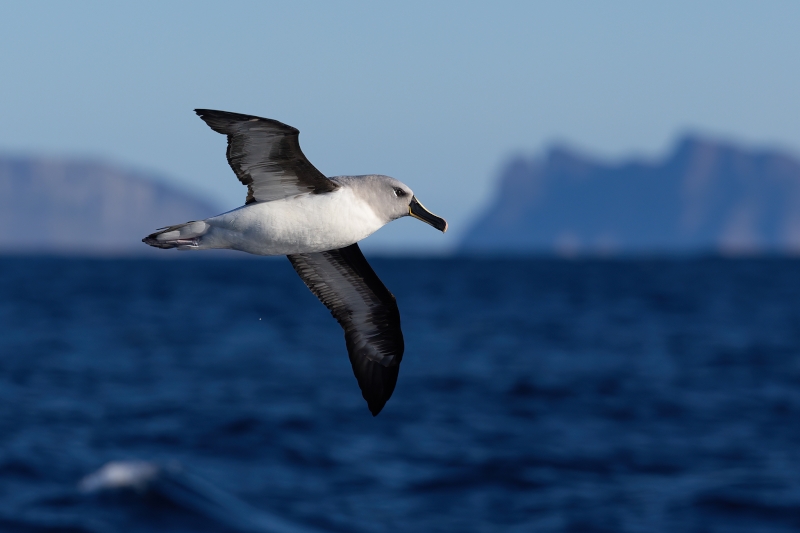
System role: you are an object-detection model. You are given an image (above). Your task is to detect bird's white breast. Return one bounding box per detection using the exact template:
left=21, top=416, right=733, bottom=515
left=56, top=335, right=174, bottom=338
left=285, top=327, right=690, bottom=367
left=203, top=188, right=385, bottom=255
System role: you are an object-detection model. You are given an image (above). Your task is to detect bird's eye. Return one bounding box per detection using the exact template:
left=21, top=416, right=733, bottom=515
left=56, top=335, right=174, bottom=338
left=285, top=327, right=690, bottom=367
left=393, top=187, right=407, bottom=197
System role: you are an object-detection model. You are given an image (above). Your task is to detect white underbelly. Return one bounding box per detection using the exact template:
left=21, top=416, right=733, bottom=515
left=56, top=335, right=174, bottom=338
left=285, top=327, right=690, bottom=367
left=203, top=189, right=385, bottom=255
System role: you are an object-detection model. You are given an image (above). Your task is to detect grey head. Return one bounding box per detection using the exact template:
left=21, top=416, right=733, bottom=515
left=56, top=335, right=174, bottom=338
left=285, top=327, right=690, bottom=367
left=330, top=174, right=448, bottom=232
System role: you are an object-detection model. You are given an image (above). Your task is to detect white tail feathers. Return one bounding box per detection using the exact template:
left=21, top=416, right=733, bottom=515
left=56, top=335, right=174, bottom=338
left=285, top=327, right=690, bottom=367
left=143, top=220, right=210, bottom=249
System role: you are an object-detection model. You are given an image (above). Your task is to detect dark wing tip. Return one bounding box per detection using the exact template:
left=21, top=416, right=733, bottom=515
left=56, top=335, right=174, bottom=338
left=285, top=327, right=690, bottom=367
left=194, top=109, right=299, bottom=135
left=354, top=358, right=400, bottom=416
left=194, top=108, right=254, bottom=121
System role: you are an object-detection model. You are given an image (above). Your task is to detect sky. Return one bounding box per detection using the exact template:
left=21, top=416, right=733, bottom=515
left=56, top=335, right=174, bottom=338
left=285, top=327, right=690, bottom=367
left=1, top=1, right=799, bottom=252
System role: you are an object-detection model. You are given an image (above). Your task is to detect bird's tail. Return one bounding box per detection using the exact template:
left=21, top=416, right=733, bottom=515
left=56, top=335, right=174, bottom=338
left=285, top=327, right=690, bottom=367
left=143, top=220, right=210, bottom=250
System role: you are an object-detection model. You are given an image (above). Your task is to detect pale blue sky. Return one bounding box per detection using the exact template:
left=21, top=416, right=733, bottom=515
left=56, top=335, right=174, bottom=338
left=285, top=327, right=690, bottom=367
left=1, top=1, right=799, bottom=251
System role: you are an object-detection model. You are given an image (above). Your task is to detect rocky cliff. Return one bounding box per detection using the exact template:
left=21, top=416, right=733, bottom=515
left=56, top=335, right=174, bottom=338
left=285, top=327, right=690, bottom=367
left=461, top=136, right=800, bottom=255
left=0, top=156, right=220, bottom=254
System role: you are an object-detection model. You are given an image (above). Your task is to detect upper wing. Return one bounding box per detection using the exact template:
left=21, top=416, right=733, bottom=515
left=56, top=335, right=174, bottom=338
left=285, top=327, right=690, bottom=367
left=195, top=109, right=339, bottom=204
left=287, top=243, right=404, bottom=416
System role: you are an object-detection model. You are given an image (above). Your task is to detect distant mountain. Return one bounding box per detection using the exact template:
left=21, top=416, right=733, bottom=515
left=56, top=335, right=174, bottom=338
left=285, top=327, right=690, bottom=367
left=0, top=155, right=221, bottom=254
left=461, top=136, right=800, bottom=255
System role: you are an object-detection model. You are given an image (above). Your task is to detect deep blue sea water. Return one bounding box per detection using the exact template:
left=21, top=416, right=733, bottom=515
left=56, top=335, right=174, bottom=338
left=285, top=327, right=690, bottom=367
left=1, top=257, right=800, bottom=533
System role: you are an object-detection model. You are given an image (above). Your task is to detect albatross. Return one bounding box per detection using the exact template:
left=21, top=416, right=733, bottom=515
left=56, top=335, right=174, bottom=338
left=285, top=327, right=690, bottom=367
left=143, top=109, right=447, bottom=416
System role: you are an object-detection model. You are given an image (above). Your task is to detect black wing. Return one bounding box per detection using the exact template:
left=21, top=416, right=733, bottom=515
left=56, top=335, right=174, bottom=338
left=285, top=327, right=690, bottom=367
left=287, top=244, right=404, bottom=416
left=195, top=109, right=339, bottom=204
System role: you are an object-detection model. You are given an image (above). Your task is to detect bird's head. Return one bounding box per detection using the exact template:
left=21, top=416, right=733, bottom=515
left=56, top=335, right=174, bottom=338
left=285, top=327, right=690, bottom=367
left=362, top=175, right=448, bottom=232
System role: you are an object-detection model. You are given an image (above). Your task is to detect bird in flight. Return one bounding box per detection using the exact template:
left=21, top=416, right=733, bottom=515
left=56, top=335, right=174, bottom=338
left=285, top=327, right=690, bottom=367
left=144, top=109, right=447, bottom=415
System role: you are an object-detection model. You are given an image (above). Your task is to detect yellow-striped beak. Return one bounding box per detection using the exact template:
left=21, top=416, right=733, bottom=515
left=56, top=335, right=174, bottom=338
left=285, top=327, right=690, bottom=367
left=409, top=196, right=447, bottom=232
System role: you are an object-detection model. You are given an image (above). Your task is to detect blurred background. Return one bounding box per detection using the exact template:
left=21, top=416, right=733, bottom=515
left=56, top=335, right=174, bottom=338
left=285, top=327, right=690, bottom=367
left=2, top=2, right=800, bottom=532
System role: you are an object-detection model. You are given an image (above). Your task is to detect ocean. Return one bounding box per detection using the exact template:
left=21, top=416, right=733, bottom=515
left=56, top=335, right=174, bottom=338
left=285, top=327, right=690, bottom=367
left=0, top=257, right=799, bottom=533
